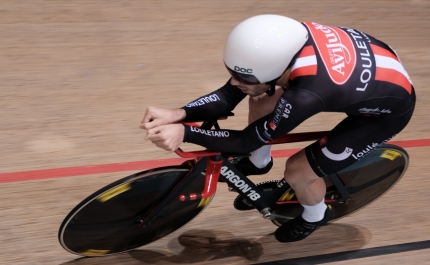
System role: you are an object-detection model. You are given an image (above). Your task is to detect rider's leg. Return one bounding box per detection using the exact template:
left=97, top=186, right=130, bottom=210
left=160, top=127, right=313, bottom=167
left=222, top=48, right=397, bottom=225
left=274, top=147, right=335, bottom=243
left=247, top=87, right=284, bottom=168
left=232, top=88, right=284, bottom=177
left=275, top=150, right=333, bottom=242
left=283, top=149, right=327, bottom=220
left=276, top=110, right=415, bottom=242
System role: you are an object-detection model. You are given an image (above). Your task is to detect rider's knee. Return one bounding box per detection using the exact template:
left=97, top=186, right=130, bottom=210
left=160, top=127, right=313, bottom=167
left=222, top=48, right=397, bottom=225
left=283, top=152, right=303, bottom=183
left=283, top=150, right=318, bottom=187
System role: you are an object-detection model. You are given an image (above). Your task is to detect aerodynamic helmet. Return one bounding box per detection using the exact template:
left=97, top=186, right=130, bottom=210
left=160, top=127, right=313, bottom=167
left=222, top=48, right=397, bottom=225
left=224, top=14, right=308, bottom=85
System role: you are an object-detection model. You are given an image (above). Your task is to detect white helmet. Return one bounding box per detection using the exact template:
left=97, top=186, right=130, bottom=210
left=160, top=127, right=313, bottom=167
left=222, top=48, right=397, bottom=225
left=224, top=14, right=308, bottom=84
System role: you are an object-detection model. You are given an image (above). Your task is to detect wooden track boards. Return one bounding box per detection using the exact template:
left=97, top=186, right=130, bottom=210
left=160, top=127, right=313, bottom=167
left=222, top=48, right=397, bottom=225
left=0, top=1, right=429, bottom=264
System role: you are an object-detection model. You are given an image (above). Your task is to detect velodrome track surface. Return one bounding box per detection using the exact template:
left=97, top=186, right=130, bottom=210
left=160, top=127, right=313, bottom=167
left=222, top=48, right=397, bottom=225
left=1, top=1, right=429, bottom=264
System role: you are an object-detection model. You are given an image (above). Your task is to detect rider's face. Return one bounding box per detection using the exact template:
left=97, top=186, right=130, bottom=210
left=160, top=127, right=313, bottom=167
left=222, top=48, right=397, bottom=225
left=230, top=78, right=271, bottom=97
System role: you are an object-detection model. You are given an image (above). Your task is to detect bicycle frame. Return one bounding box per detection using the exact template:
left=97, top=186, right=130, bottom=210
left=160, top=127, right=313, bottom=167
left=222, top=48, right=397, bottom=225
left=59, top=115, right=409, bottom=256
left=175, top=131, right=330, bottom=203
left=137, top=119, right=352, bottom=227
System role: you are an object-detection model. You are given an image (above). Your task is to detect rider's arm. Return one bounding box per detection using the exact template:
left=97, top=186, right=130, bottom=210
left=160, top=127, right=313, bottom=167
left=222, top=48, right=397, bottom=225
left=183, top=89, right=326, bottom=153
left=181, top=78, right=246, bottom=121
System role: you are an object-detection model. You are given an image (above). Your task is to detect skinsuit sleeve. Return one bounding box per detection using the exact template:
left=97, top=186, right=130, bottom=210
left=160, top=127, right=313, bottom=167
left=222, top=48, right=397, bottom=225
left=183, top=88, right=326, bottom=153
left=181, top=79, right=246, bottom=121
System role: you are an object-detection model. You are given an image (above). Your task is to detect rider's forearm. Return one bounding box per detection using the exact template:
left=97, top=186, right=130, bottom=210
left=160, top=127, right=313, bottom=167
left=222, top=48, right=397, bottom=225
left=181, top=79, right=246, bottom=121
left=183, top=124, right=263, bottom=153
left=182, top=89, right=325, bottom=153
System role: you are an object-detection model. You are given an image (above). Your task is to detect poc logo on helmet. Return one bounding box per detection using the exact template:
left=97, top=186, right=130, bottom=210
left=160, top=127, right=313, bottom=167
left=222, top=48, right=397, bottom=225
left=234, top=66, right=253, bottom=73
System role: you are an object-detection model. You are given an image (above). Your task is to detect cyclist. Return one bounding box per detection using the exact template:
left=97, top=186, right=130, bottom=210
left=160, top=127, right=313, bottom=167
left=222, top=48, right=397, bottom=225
left=140, top=14, right=415, bottom=242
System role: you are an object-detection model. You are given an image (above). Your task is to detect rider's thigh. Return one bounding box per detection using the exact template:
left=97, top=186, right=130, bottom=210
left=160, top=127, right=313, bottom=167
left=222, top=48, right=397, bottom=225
left=248, top=86, right=284, bottom=123
left=283, top=149, right=320, bottom=186
left=305, top=108, right=414, bottom=177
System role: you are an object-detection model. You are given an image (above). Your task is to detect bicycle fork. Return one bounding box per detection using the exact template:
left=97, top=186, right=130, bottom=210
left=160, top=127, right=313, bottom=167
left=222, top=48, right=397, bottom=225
left=136, top=156, right=210, bottom=227
left=169, top=155, right=285, bottom=222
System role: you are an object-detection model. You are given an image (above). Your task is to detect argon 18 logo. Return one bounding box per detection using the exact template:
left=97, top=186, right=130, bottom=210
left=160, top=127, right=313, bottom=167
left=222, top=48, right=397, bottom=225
left=305, top=22, right=357, bottom=85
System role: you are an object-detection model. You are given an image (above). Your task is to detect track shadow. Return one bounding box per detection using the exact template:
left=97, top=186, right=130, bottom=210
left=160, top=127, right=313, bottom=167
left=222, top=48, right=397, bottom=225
left=59, top=229, right=262, bottom=265
left=130, top=229, right=264, bottom=263
left=59, top=224, right=371, bottom=265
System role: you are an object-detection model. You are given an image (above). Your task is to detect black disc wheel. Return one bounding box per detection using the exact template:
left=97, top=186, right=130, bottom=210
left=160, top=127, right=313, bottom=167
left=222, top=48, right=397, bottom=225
left=271, top=144, right=409, bottom=226
left=58, top=165, right=213, bottom=257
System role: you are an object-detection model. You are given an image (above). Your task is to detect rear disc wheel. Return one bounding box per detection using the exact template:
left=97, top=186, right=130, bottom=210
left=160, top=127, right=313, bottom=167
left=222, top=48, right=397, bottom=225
left=271, top=145, right=409, bottom=226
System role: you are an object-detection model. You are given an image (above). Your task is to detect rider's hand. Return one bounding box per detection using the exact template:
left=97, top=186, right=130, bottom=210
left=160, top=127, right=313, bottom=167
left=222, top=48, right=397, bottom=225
left=146, top=124, right=185, bottom=152
left=140, top=107, right=186, bottom=130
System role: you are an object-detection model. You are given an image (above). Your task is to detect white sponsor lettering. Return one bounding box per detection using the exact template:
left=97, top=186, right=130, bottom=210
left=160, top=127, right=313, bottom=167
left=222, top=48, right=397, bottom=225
left=220, top=166, right=260, bottom=201
left=282, top=103, right=292, bottom=119
left=186, top=94, right=221, bottom=107
left=358, top=107, right=392, bottom=115
left=313, top=22, right=353, bottom=77
left=270, top=99, right=292, bottom=130
left=322, top=147, right=353, bottom=161
left=352, top=135, right=396, bottom=160
left=352, top=143, right=378, bottom=160
left=190, top=127, right=230, bottom=137
left=345, top=28, right=373, bottom=92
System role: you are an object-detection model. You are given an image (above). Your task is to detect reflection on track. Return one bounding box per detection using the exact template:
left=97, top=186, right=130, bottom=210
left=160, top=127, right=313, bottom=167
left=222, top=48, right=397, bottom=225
left=59, top=224, right=370, bottom=265
left=131, top=230, right=264, bottom=264
left=60, top=229, right=263, bottom=264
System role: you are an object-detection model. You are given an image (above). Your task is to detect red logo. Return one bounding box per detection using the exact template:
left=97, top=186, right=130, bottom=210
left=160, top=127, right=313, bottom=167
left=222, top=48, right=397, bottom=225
left=269, top=121, right=276, bottom=130
left=305, top=22, right=357, bottom=85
